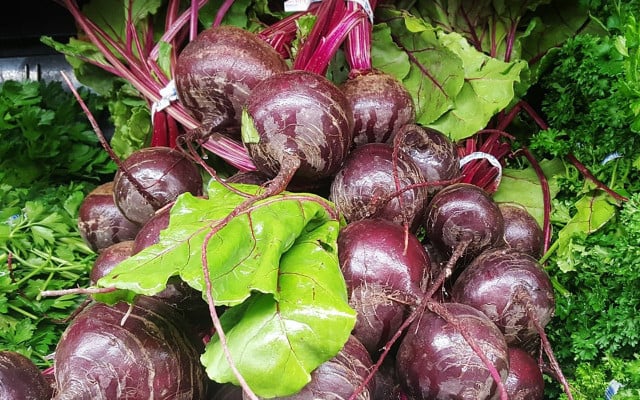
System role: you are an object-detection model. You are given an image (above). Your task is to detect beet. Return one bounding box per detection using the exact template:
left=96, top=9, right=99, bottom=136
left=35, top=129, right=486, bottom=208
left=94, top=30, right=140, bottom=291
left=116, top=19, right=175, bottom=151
left=395, top=302, right=510, bottom=400
left=90, top=240, right=135, bottom=284
left=450, top=247, right=555, bottom=347
left=498, top=203, right=544, bottom=258
left=505, top=347, right=545, bottom=400
left=53, top=297, right=208, bottom=399
left=337, top=218, right=430, bottom=300
left=349, top=283, right=407, bottom=357
left=256, top=335, right=375, bottom=399
left=330, top=142, right=428, bottom=230
left=0, top=350, right=53, bottom=400
left=77, top=181, right=140, bottom=252
left=242, top=69, right=354, bottom=183
left=392, top=123, right=461, bottom=194
left=131, top=202, right=173, bottom=254
left=341, top=71, right=415, bottom=146
left=175, top=25, right=289, bottom=133
left=113, top=146, right=203, bottom=225
left=424, top=182, right=504, bottom=260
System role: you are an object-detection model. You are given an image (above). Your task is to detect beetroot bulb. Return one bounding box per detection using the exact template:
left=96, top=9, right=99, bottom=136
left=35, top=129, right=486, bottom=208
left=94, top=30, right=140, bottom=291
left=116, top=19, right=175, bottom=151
left=337, top=218, right=430, bottom=300
left=77, top=181, right=140, bottom=252
left=450, top=247, right=575, bottom=399
left=241, top=69, right=355, bottom=193
left=504, top=347, right=545, bottom=400
left=174, top=25, right=289, bottom=135
left=0, top=350, right=53, bottom=400
left=53, top=297, right=208, bottom=400
left=341, top=71, right=415, bottom=146
left=392, top=123, right=461, bottom=195
left=497, top=203, right=544, bottom=259
left=450, top=247, right=555, bottom=347
left=337, top=218, right=430, bottom=357
left=329, top=142, right=429, bottom=230
left=250, top=336, right=376, bottom=399
left=340, top=0, right=414, bottom=146
left=395, top=302, right=510, bottom=400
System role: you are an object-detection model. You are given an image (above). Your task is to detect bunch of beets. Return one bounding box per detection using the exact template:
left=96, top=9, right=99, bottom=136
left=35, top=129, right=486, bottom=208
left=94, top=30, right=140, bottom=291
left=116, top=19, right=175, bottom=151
left=0, top=2, right=574, bottom=399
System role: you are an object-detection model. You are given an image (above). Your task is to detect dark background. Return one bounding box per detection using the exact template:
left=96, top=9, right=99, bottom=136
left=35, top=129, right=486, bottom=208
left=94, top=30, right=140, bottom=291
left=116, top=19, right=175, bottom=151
left=1, top=1, right=78, bottom=57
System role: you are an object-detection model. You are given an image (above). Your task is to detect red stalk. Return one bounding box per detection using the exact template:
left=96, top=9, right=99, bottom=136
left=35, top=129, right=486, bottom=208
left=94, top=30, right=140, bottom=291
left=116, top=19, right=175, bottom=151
left=344, top=0, right=378, bottom=76
left=58, top=0, right=256, bottom=171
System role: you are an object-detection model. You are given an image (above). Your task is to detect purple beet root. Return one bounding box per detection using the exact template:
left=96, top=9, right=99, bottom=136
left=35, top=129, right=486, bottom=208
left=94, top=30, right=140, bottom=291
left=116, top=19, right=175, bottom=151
left=498, top=203, right=544, bottom=259
left=175, top=25, right=289, bottom=133
left=0, top=350, right=53, bottom=400
left=341, top=71, right=415, bottom=146
left=77, top=181, right=140, bottom=252
left=242, top=69, right=354, bottom=183
left=395, top=302, right=510, bottom=400
left=451, top=247, right=555, bottom=347
left=113, top=146, right=203, bottom=226
left=392, top=123, right=461, bottom=195
left=258, top=335, right=375, bottom=399
left=330, top=142, right=428, bottom=230
left=505, top=347, right=545, bottom=400
left=424, top=182, right=504, bottom=260
left=90, top=240, right=135, bottom=284
left=349, top=283, right=407, bottom=357
left=338, top=218, right=430, bottom=301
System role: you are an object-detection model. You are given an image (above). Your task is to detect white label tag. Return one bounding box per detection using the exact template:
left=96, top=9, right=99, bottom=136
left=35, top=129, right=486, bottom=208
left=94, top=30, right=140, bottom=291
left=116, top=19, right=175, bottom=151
left=284, top=0, right=313, bottom=12
left=348, top=0, right=374, bottom=22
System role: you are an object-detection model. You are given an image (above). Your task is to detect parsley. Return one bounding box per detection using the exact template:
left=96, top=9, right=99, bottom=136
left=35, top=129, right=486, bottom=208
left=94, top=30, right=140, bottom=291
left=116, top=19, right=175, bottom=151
left=0, top=79, right=112, bottom=367
left=0, top=182, right=96, bottom=367
left=0, top=80, right=116, bottom=186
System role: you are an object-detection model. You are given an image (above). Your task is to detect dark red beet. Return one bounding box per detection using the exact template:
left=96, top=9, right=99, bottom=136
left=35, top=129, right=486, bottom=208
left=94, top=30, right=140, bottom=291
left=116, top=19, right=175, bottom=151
left=424, top=182, right=504, bottom=259
left=451, top=247, right=555, bottom=347
left=53, top=297, right=208, bottom=400
left=90, top=240, right=134, bottom=284
left=0, top=350, right=53, bottom=400
left=338, top=218, right=430, bottom=301
left=341, top=71, right=415, bottom=146
left=349, top=283, right=407, bottom=357
left=132, top=202, right=172, bottom=254
left=330, top=143, right=428, bottom=230
left=77, top=181, right=140, bottom=252
left=257, top=335, right=375, bottom=399
left=175, top=25, right=288, bottom=133
left=498, top=203, right=544, bottom=259
left=505, top=347, right=545, bottom=400
left=242, top=69, right=354, bottom=182
left=392, top=123, right=461, bottom=194
left=113, top=146, right=203, bottom=226
left=395, top=302, right=509, bottom=400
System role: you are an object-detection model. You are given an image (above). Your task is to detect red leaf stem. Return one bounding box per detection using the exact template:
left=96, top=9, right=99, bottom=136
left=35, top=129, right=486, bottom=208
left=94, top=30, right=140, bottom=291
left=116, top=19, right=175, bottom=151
left=303, top=9, right=367, bottom=75
left=344, top=0, right=378, bottom=76
left=151, top=110, right=169, bottom=147
left=566, top=154, right=628, bottom=203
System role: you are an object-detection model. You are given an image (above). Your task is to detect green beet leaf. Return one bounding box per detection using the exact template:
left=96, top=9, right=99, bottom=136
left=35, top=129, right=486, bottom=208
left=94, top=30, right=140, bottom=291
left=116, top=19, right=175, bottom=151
left=95, top=181, right=356, bottom=397
left=372, top=8, right=465, bottom=127
left=492, top=158, right=563, bottom=227
left=201, top=215, right=355, bottom=396
left=426, top=31, right=527, bottom=140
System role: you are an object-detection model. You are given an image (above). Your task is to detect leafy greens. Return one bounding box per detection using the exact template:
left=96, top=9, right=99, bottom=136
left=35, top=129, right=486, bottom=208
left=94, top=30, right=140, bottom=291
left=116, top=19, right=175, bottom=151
left=95, top=181, right=356, bottom=398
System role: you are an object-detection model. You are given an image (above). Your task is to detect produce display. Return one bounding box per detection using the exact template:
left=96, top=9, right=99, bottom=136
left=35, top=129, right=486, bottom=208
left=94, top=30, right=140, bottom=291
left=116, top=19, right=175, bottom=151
left=2, top=0, right=640, bottom=399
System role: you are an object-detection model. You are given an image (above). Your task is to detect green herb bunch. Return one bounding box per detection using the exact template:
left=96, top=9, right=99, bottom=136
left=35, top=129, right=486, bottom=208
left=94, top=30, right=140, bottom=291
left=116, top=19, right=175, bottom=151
left=0, top=80, right=116, bottom=185
left=0, top=79, right=113, bottom=367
